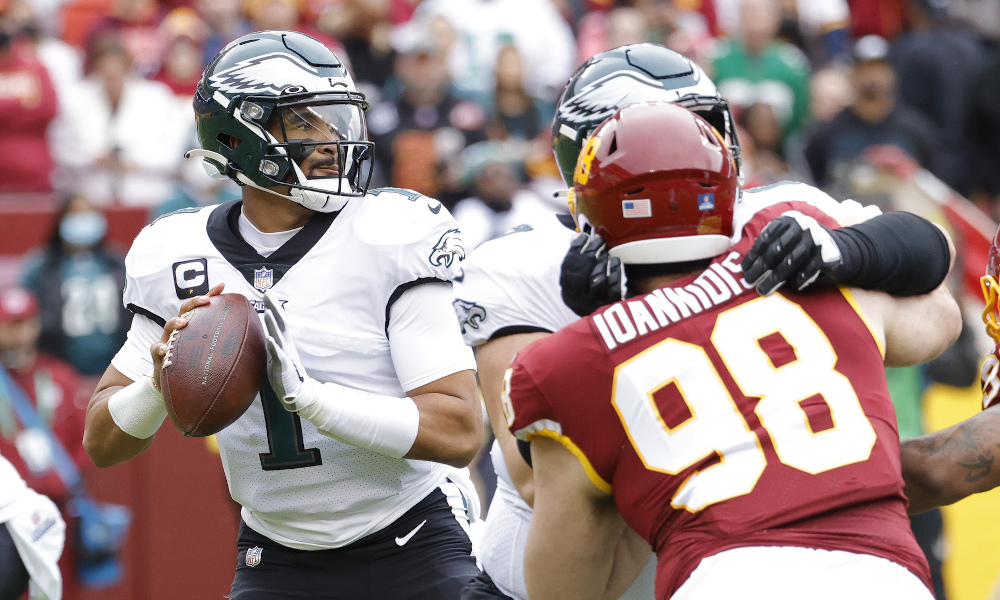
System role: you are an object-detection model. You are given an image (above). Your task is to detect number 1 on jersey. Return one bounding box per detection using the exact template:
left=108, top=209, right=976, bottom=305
left=259, top=383, right=322, bottom=470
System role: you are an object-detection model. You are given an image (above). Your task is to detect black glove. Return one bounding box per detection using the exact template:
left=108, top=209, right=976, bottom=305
left=560, top=231, right=627, bottom=317
left=741, top=211, right=844, bottom=295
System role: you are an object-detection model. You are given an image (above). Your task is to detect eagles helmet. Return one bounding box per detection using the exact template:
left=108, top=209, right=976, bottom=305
left=189, top=30, right=373, bottom=213
left=572, top=101, right=738, bottom=265
left=553, top=43, right=741, bottom=187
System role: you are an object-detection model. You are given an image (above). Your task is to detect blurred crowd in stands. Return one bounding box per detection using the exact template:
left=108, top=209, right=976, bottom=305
left=2, top=0, right=999, bottom=225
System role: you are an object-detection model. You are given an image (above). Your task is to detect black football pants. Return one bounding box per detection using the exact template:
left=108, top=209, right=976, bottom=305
left=0, top=523, right=29, bottom=600
left=461, top=570, right=516, bottom=600
left=229, top=488, right=480, bottom=600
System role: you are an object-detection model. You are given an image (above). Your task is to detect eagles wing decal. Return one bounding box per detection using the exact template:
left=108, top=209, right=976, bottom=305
left=429, top=228, right=466, bottom=269
left=209, top=52, right=330, bottom=94
left=452, top=299, right=488, bottom=335
left=557, top=71, right=680, bottom=128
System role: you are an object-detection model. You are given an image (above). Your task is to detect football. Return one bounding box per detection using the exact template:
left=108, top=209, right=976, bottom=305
left=161, top=293, right=266, bottom=437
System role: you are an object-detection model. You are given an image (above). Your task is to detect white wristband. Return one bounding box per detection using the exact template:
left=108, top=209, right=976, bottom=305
left=296, top=379, right=420, bottom=459
left=108, top=373, right=168, bottom=439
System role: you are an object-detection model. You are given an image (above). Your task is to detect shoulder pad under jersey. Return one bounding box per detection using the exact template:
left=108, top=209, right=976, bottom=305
left=354, top=187, right=467, bottom=283
left=733, top=181, right=881, bottom=243
left=454, top=214, right=579, bottom=346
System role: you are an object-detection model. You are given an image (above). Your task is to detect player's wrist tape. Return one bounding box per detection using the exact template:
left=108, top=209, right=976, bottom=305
left=830, top=211, right=950, bottom=296
left=294, top=379, right=420, bottom=458
left=108, top=372, right=167, bottom=439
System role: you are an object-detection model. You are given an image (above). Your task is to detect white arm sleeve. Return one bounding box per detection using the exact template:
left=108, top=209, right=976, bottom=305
left=388, top=282, right=476, bottom=392
left=110, top=313, right=163, bottom=382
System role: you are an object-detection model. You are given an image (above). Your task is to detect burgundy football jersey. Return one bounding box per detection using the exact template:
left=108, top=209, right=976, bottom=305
left=507, top=199, right=932, bottom=599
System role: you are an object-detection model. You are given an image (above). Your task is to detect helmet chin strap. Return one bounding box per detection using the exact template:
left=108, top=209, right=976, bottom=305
left=184, top=148, right=354, bottom=213
left=287, top=160, right=353, bottom=213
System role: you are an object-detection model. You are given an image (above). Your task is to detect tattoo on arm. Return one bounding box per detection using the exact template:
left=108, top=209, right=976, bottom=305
left=959, top=452, right=995, bottom=483
left=904, top=412, right=1000, bottom=495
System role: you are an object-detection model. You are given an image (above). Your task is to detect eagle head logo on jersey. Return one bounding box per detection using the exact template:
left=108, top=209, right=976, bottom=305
left=429, top=228, right=466, bottom=269
left=452, top=299, right=487, bottom=334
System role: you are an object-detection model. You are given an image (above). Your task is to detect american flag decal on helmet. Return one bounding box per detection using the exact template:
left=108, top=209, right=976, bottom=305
left=622, top=199, right=652, bottom=218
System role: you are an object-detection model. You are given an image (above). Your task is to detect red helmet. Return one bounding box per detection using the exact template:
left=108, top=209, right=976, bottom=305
left=571, top=101, right=738, bottom=265
left=982, top=224, right=1000, bottom=344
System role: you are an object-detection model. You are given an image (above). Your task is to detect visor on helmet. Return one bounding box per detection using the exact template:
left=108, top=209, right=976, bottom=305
left=259, top=97, right=374, bottom=200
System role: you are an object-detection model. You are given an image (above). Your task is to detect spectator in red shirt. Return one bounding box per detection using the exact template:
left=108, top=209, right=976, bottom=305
left=150, top=7, right=209, bottom=99
left=86, top=0, right=167, bottom=78
left=0, top=15, right=57, bottom=193
left=0, top=287, right=90, bottom=599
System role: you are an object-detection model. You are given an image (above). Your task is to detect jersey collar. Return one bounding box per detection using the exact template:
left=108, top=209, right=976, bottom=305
left=206, top=200, right=339, bottom=291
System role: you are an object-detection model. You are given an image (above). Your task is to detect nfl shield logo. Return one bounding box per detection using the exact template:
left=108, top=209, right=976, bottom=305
left=697, top=193, right=715, bottom=211
left=246, top=546, right=263, bottom=568
left=253, top=267, right=273, bottom=291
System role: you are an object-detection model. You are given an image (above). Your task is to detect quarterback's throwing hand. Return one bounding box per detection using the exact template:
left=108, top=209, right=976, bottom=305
left=560, top=231, right=627, bottom=317
left=263, top=292, right=316, bottom=413
left=741, top=211, right=843, bottom=295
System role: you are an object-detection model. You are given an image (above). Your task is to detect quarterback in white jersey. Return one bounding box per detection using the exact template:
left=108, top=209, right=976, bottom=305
left=82, top=31, right=483, bottom=600
left=0, top=454, right=64, bottom=600
left=116, top=191, right=477, bottom=547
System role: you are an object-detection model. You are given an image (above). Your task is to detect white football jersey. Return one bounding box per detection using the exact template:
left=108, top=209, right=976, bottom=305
left=0, top=452, right=30, bottom=523
left=113, top=189, right=477, bottom=550
left=453, top=213, right=580, bottom=347
left=733, top=181, right=880, bottom=242
left=0, top=453, right=64, bottom=600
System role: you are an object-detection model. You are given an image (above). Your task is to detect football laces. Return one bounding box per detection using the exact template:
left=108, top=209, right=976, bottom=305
left=163, top=309, right=195, bottom=369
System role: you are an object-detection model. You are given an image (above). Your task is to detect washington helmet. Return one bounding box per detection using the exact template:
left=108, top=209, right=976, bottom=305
left=572, top=101, right=739, bottom=265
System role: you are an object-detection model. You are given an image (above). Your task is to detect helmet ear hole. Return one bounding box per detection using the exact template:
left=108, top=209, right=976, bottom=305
left=608, top=133, right=619, bottom=155
left=217, top=134, right=241, bottom=149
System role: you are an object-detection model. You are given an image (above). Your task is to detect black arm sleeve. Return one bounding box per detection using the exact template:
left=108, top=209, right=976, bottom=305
left=831, top=211, right=950, bottom=296
left=516, top=438, right=533, bottom=468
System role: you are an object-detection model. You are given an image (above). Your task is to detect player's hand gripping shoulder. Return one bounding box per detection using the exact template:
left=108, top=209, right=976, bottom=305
left=742, top=210, right=953, bottom=297
left=560, top=231, right=627, bottom=317
left=741, top=211, right=844, bottom=294
left=262, top=292, right=481, bottom=465
left=84, top=284, right=223, bottom=467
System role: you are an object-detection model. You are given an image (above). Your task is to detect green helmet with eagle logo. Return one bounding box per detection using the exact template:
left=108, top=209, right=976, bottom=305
left=552, top=43, right=742, bottom=187
left=190, top=30, right=374, bottom=213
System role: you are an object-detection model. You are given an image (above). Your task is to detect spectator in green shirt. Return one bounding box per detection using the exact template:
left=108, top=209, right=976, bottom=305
left=711, top=0, right=811, bottom=140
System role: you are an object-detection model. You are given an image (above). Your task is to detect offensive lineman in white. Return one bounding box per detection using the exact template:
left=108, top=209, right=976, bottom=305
left=455, top=213, right=657, bottom=600
left=454, top=44, right=886, bottom=600
left=82, top=31, right=483, bottom=599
